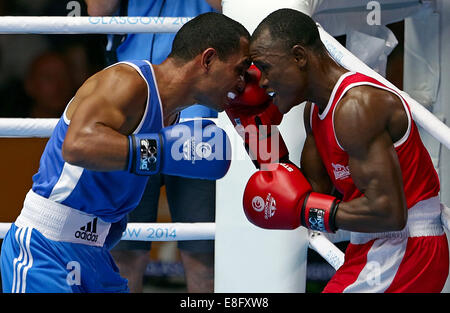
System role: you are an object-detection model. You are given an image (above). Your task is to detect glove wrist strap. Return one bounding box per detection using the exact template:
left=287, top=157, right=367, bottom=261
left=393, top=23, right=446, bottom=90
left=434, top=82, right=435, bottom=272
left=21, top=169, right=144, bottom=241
left=301, top=192, right=340, bottom=233
left=127, top=135, right=135, bottom=172
left=128, top=134, right=161, bottom=175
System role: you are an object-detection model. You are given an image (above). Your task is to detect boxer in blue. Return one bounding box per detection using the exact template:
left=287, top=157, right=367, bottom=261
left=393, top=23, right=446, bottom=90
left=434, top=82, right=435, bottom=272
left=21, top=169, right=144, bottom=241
left=0, top=12, right=251, bottom=293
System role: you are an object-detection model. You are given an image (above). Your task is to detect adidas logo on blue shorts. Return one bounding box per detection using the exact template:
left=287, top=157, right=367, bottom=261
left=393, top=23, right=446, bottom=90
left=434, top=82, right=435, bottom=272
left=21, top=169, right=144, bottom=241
left=74, top=218, right=99, bottom=243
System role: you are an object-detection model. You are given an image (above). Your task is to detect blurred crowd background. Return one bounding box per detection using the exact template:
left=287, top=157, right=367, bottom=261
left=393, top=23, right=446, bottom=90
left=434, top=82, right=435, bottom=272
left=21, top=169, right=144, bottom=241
left=0, top=0, right=106, bottom=119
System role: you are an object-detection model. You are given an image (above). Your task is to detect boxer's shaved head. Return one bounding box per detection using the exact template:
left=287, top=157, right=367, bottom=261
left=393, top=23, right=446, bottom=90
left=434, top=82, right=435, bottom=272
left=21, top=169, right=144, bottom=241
left=252, top=8, right=325, bottom=54
left=169, top=12, right=250, bottom=62
left=249, top=9, right=330, bottom=114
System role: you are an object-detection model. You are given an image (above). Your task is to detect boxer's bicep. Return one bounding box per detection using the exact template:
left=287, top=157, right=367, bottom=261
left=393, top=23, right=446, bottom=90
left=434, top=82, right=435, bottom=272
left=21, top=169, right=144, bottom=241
left=333, top=97, right=407, bottom=232
left=63, top=65, right=147, bottom=171
left=68, top=65, right=146, bottom=133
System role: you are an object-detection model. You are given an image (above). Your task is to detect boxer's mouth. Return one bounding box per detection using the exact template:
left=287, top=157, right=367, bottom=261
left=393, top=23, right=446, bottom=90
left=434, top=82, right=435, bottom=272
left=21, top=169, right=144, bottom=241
left=227, top=92, right=237, bottom=100
left=266, top=88, right=276, bottom=98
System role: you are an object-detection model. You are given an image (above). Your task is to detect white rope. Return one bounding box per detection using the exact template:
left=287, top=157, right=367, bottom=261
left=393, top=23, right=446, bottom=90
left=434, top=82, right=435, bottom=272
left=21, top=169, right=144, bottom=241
left=0, top=222, right=214, bottom=241
left=0, top=118, right=58, bottom=138
left=0, top=221, right=344, bottom=269
left=308, top=231, right=345, bottom=271
left=122, top=222, right=215, bottom=241
left=0, top=16, right=189, bottom=34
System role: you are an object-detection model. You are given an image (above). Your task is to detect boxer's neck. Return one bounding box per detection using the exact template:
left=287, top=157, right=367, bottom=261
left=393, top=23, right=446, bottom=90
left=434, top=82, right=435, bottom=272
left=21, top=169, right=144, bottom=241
left=307, top=55, right=348, bottom=113
left=152, top=59, right=197, bottom=126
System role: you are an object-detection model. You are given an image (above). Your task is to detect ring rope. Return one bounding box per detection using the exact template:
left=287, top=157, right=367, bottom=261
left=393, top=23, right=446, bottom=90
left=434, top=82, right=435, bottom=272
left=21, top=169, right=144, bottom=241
left=0, top=118, right=58, bottom=138
left=308, top=232, right=345, bottom=270
left=0, top=221, right=345, bottom=270
left=122, top=222, right=216, bottom=241
left=0, top=16, right=189, bottom=34
left=0, top=222, right=214, bottom=241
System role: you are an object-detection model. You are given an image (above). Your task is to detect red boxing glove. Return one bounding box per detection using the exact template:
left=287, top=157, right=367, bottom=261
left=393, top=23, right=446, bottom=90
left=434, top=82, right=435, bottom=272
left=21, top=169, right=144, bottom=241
left=226, top=65, right=289, bottom=169
left=243, top=163, right=340, bottom=233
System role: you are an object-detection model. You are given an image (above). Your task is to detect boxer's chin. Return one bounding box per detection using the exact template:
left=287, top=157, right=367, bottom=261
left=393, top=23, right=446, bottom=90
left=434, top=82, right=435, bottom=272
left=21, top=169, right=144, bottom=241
left=275, top=94, right=304, bottom=114
left=273, top=95, right=290, bottom=114
left=216, top=93, right=233, bottom=112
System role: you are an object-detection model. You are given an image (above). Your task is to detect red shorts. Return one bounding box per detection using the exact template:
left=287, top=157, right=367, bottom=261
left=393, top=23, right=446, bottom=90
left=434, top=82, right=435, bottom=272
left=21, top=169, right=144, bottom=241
left=323, top=197, right=449, bottom=293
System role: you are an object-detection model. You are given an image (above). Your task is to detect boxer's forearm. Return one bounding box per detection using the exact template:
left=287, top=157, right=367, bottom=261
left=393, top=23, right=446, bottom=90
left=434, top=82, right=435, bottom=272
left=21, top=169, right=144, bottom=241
left=333, top=150, right=407, bottom=233
left=335, top=196, right=407, bottom=233
left=62, top=122, right=129, bottom=172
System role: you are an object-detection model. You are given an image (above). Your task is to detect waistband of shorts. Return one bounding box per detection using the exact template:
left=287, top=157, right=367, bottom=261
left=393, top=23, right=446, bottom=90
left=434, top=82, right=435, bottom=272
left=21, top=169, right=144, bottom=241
left=350, top=196, right=444, bottom=244
left=15, top=190, right=111, bottom=247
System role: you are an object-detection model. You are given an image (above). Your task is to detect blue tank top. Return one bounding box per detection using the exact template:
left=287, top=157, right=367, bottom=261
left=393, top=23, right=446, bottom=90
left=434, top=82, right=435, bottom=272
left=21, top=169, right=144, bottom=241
left=32, top=60, right=162, bottom=223
left=114, top=0, right=217, bottom=119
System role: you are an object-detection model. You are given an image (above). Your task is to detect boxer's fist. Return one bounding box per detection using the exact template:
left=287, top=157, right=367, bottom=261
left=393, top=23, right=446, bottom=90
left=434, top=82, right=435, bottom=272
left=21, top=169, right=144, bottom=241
left=226, top=65, right=288, bottom=168
left=227, top=65, right=271, bottom=115
left=128, top=120, right=231, bottom=180
left=243, top=163, right=340, bottom=232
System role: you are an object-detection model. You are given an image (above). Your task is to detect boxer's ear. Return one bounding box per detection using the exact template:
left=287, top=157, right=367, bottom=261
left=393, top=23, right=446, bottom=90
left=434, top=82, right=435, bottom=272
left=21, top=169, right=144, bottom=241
left=291, top=45, right=307, bottom=69
left=200, top=48, right=217, bottom=72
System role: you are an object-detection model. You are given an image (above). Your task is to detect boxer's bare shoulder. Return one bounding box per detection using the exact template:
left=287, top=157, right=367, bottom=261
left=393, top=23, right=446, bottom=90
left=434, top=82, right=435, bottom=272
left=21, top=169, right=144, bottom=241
left=66, top=63, right=147, bottom=122
left=334, top=85, right=408, bottom=151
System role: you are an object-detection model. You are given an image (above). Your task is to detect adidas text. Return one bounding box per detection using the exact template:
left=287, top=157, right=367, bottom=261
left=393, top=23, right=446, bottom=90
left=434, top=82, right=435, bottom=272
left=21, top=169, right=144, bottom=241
left=74, top=230, right=98, bottom=242
left=75, top=217, right=99, bottom=242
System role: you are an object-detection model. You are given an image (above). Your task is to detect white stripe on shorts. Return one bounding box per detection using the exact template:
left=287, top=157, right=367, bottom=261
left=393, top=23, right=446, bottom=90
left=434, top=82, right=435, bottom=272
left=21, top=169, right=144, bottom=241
left=12, top=227, right=33, bottom=293
left=11, top=227, right=24, bottom=293
left=343, top=237, right=408, bottom=293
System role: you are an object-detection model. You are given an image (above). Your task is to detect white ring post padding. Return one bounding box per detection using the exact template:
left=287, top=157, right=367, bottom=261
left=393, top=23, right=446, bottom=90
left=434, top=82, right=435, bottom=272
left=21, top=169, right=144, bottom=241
left=0, top=16, right=188, bottom=34
left=318, top=25, right=450, bottom=150
left=0, top=118, right=58, bottom=138
left=0, top=222, right=215, bottom=241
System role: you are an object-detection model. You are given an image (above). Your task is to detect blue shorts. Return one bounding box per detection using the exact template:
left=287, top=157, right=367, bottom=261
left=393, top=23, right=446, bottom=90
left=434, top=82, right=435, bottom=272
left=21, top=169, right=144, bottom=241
left=1, top=223, right=129, bottom=293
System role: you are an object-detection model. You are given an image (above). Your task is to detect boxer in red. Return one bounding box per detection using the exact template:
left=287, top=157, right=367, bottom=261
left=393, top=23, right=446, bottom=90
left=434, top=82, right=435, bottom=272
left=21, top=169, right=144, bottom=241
left=243, top=8, right=449, bottom=292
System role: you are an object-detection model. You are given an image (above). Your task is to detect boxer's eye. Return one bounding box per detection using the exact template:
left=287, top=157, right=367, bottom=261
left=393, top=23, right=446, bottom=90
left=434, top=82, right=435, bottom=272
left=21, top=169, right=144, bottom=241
left=258, top=63, right=270, bottom=74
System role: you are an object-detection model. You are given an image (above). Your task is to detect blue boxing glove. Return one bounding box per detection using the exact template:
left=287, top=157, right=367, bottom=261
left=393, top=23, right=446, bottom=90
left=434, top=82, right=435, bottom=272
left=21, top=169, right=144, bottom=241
left=128, top=119, right=231, bottom=180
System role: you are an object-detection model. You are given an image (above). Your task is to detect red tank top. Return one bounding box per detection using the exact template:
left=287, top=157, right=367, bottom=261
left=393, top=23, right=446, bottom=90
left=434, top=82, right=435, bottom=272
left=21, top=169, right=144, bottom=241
left=310, top=72, right=439, bottom=208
